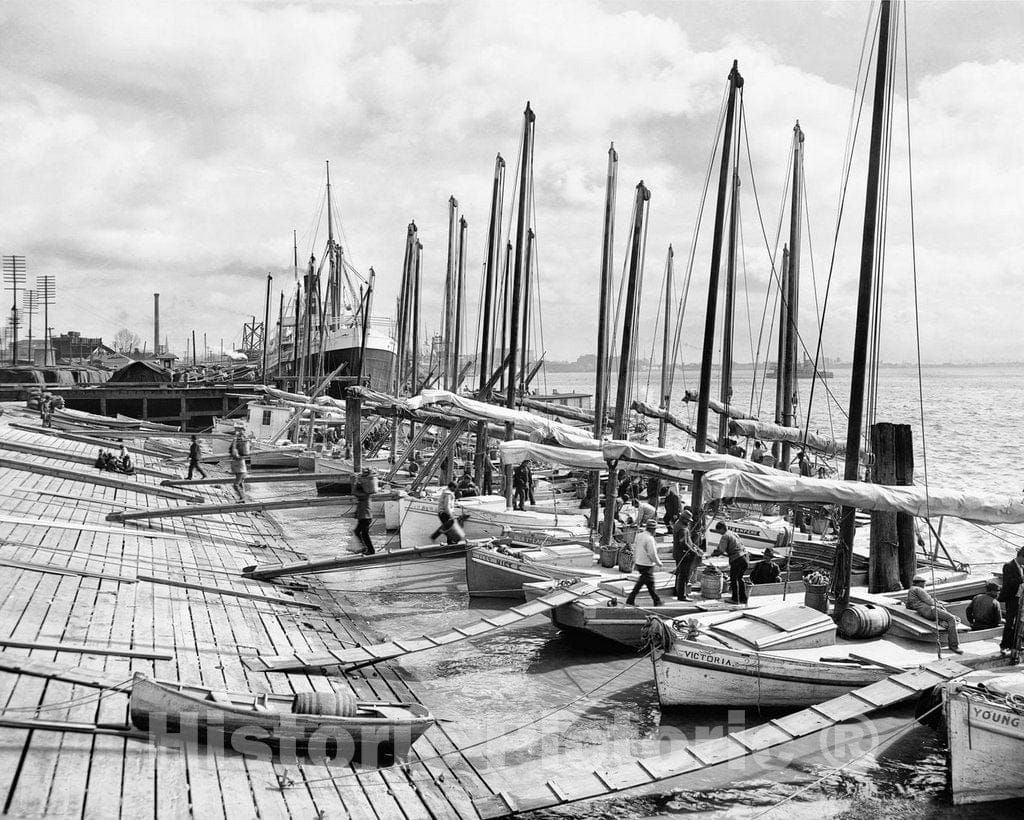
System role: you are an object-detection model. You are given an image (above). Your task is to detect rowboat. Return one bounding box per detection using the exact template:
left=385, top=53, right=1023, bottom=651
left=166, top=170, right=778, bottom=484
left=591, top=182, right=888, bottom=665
left=944, top=669, right=1024, bottom=804
left=651, top=587, right=1005, bottom=709
left=129, top=674, right=433, bottom=761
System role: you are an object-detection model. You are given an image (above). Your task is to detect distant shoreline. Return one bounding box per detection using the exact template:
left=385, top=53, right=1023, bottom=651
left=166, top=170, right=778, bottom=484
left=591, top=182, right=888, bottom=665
left=541, top=360, right=1023, bottom=373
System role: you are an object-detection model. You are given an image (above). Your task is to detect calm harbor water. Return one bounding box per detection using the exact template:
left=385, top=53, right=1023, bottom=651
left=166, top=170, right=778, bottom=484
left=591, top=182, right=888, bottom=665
left=265, top=365, right=1023, bottom=818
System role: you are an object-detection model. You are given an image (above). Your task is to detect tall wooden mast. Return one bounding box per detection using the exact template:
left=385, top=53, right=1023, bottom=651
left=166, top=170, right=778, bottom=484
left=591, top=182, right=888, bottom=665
left=834, top=0, right=893, bottom=615
left=773, top=245, right=790, bottom=464
left=443, top=196, right=459, bottom=391
left=474, top=155, right=506, bottom=486
left=591, top=143, right=618, bottom=533
left=690, top=60, right=743, bottom=517
left=453, top=216, right=468, bottom=391
left=504, top=102, right=536, bottom=508
left=781, top=122, right=804, bottom=468
left=601, top=180, right=651, bottom=543
left=717, top=167, right=740, bottom=452
left=658, top=245, right=674, bottom=450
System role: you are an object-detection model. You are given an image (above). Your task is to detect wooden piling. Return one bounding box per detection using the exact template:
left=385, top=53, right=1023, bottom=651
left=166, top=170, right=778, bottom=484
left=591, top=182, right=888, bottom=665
left=894, top=423, right=917, bottom=588
left=868, top=422, right=902, bottom=593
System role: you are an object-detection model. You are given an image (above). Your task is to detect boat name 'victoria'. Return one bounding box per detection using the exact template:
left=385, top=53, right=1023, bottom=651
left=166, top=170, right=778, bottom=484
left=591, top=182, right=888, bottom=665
left=676, top=648, right=737, bottom=667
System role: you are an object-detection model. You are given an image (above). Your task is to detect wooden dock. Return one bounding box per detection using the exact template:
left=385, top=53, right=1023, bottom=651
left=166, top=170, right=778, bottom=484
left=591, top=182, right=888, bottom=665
left=0, top=407, right=494, bottom=817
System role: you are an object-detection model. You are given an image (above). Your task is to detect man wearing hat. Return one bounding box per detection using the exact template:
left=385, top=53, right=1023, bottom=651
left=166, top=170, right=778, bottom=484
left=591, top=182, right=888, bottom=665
left=998, top=546, right=1024, bottom=656
left=907, top=574, right=962, bottom=653
left=966, top=581, right=1002, bottom=630
left=352, top=467, right=376, bottom=554
left=625, top=520, right=663, bottom=607
left=749, top=547, right=782, bottom=585
left=671, top=509, right=701, bottom=601
left=228, top=426, right=249, bottom=501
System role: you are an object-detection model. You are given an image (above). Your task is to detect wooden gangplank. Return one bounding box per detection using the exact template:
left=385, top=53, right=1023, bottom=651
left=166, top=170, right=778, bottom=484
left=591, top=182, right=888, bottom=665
left=243, top=580, right=602, bottom=673
left=105, top=490, right=401, bottom=523
left=0, top=438, right=175, bottom=480
left=162, top=471, right=327, bottom=488
left=0, top=456, right=201, bottom=503
left=473, top=658, right=971, bottom=818
left=243, top=539, right=476, bottom=580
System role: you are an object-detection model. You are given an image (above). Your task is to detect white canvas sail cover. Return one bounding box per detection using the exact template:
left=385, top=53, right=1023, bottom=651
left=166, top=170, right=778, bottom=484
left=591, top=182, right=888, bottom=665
left=728, top=419, right=845, bottom=457
left=700, top=469, right=1024, bottom=525
left=603, top=441, right=778, bottom=475
left=405, top=389, right=595, bottom=446
left=681, top=390, right=756, bottom=421
left=500, top=440, right=776, bottom=479
left=631, top=400, right=701, bottom=440
left=500, top=441, right=607, bottom=470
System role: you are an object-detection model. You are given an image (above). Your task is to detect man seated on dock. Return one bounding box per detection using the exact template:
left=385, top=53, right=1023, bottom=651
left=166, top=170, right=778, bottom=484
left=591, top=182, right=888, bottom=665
left=907, top=574, right=963, bottom=654
left=966, top=582, right=1002, bottom=630
left=749, top=547, right=781, bottom=585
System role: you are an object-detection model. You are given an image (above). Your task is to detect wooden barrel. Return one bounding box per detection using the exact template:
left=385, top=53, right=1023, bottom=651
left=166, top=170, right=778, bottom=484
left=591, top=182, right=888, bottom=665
left=292, top=691, right=357, bottom=716
left=837, top=603, right=892, bottom=638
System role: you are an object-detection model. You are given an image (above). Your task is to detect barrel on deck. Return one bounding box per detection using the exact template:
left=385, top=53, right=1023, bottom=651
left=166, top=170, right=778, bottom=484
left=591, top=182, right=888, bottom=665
left=837, top=603, right=892, bottom=638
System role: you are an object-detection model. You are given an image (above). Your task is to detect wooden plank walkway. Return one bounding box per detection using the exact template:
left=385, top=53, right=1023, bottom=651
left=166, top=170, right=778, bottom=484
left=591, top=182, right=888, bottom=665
left=0, top=408, right=493, bottom=818
left=473, top=657, right=971, bottom=818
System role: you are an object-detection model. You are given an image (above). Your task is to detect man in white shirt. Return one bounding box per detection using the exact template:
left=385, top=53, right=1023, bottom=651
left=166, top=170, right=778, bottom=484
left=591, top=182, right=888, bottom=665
left=625, top=520, right=663, bottom=607
left=431, top=482, right=460, bottom=542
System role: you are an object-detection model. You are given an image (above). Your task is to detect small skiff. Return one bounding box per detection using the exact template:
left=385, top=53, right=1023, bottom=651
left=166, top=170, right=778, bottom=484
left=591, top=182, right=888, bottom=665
left=129, top=674, right=433, bottom=759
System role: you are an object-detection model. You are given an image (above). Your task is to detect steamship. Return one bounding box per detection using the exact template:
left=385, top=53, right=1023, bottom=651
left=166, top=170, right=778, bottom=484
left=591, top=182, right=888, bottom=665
left=267, top=163, right=397, bottom=393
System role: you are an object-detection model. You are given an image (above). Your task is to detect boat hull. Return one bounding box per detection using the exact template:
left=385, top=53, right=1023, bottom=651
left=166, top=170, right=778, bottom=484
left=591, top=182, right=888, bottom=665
left=129, top=676, right=432, bottom=763
left=465, top=547, right=600, bottom=599
left=399, top=494, right=589, bottom=548
left=653, top=640, right=887, bottom=708
left=946, top=684, right=1024, bottom=804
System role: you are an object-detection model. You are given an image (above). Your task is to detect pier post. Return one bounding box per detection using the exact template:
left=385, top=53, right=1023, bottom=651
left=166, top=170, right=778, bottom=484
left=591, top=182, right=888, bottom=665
left=868, top=422, right=901, bottom=593
left=894, top=423, right=917, bottom=588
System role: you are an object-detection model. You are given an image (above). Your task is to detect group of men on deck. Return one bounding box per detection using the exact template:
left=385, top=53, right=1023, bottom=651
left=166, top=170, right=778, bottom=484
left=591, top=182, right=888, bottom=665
left=625, top=515, right=778, bottom=608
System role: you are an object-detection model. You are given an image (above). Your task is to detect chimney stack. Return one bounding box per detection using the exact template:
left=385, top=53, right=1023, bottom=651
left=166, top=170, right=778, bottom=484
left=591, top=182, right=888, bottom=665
left=153, top=293, right=160, bottom=355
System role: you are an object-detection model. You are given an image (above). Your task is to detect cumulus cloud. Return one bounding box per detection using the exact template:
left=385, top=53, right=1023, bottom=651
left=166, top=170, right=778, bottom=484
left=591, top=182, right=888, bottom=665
left=0, top=0, right=1019, bottom=363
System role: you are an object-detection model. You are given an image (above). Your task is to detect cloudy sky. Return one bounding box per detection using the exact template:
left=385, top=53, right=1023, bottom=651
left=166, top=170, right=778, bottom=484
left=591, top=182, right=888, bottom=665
left=1, top=0, right=1021, bottom=364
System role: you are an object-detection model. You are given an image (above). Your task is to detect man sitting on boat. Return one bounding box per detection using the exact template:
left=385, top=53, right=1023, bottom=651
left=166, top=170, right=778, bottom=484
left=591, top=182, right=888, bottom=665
left=625, top=520, right=663, bottom=608
left=907, top=574, right=963, bottom=654
left=966, top=582, right=1002, bottom=630
left=711, top=521, right=749, bottom=605
left=456, top=468, right=479, bottom=498
left=751, top=440, right=766, bottom=464
left=749, top=547, right=781, bottom=585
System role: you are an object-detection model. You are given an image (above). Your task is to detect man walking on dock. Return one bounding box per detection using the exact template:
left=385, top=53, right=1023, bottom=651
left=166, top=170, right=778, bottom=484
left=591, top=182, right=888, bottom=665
left=187, top=435, right=207, bottom=480
left=626, top=520, right=663, bottom=607
left=353, top=467, right=375, bottom=554
left=229, top=427, right=249, bottom=501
